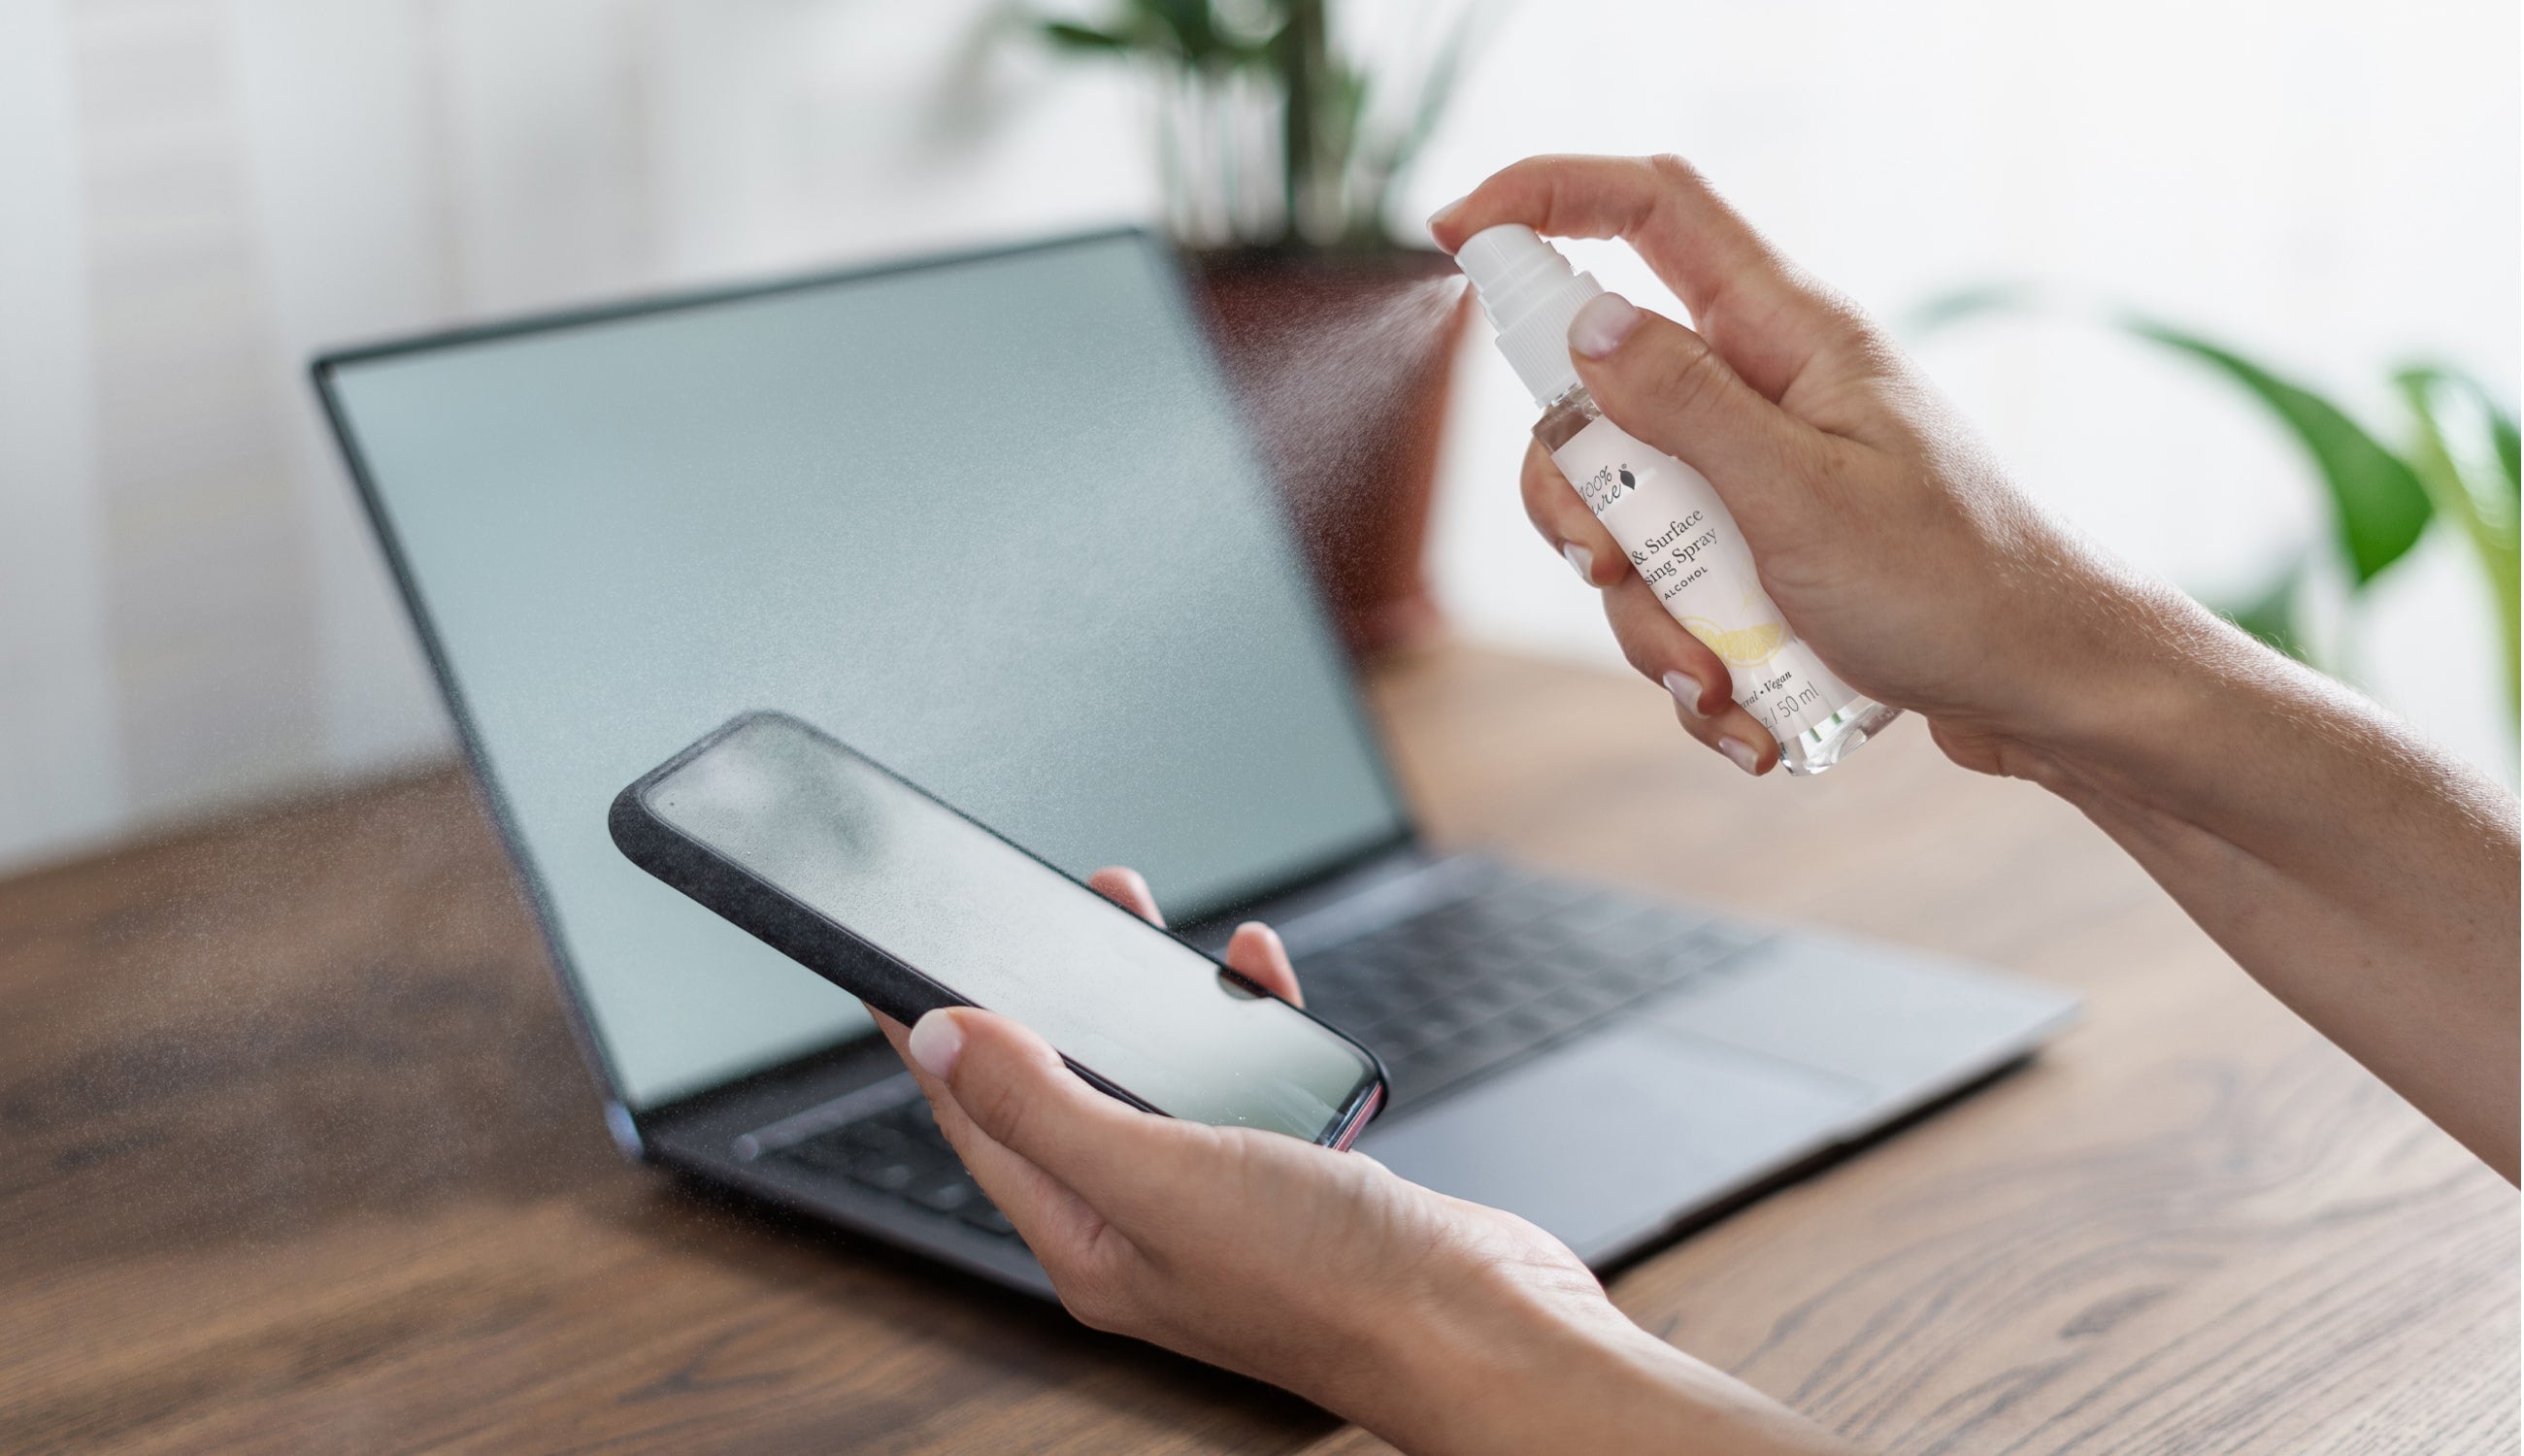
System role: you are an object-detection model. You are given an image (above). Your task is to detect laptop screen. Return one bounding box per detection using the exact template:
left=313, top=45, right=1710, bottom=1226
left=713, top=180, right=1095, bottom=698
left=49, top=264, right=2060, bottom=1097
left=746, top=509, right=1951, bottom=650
left=319, top=231, right=1411, bottom=1110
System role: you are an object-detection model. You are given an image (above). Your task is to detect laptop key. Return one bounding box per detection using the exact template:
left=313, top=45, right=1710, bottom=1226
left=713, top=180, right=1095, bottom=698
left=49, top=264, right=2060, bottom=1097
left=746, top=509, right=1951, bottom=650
left=1411, top=993, right=1473, bottom=1030
left=1539, top=980, right=1624, bottom=1019
left=958, top=1202, right=1020, bottom=1238
left=782, top=1129, right=859, bottom=1173
left=845, top=1124, right=951, bottom=1188
left=1494, top=959, right=1561, bottom=995
left=1586, top=909, right=1692, bottom=958
left=767, top=1098, right=1033, bottom=1241
left=1453, top=1015, right=1530, bottom=1051
left=1500, top=1007, right=1559, bottom=1040
left=1495, top=927, right=1565, bottom=963
left=848, top=1156, right=925, bottom=1193
left=905, top=1167, right=981, bottom=1214
left=840, top=1119, right=909, bottom=1156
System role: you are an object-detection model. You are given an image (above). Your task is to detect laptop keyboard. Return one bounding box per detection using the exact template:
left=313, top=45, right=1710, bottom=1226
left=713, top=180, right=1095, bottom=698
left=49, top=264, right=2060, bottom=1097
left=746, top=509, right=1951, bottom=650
left=756, top=870, right=1766, bottom=1242
left=1296, top=876, right=1766, bottom=1109
left=771, top=1091, right=1020, bottom=1238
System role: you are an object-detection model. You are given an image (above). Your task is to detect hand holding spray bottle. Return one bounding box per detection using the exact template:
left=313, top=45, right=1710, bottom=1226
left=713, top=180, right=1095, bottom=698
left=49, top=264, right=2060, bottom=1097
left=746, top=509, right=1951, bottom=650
left=1454, top=225, right=1900, bottom=775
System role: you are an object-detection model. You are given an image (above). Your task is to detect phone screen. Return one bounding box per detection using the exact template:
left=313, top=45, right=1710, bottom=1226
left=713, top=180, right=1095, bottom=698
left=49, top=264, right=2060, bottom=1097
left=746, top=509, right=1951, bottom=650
left=640, top=714, right=1380, bottom=1140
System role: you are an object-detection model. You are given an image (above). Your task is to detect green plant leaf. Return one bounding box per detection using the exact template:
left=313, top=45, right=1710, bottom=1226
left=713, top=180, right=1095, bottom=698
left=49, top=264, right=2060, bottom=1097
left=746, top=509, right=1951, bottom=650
left=1040, top=19, right=1133, bottom=52
left=1318, top=63, right=1369, bottom=190
left=1040, top=2, right=1256, bottom=65
left=2126, top=319, right=2433, bottom=587
left=1037, top=0, right=1489, bottom=246
left=1145, top=0, right=1224, bottom=62
left=1274, top=0, right=1333, bottom=231
left=2397, top=365, right=2521, bottom=721
left=2443, top=367, right=2520, bottom=493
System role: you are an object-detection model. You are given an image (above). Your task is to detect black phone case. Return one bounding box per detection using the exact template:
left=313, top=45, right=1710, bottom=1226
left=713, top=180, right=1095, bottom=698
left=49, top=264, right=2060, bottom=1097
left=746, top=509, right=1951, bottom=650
left=608, top=711, right=1386, bottom=1147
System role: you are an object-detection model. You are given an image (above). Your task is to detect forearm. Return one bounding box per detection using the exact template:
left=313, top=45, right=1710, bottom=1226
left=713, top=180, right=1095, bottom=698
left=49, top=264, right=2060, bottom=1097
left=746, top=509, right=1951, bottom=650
left=2020, top=593, right=2520, bottom=1176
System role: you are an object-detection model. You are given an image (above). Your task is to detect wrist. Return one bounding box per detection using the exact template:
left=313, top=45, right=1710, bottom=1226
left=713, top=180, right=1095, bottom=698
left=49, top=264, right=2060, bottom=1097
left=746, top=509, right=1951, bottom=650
left=1312, top=1254, right=1608, bottom=1453
left=1337, top=1263, right=1848, bottom=1456
left=1972, top=565, right=2254, bottom=806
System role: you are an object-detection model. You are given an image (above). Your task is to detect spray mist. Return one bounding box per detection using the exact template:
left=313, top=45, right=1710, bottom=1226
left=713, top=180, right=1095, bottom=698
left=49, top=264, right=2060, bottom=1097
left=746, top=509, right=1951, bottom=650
left=1454, top=225, right=1899, bottom=775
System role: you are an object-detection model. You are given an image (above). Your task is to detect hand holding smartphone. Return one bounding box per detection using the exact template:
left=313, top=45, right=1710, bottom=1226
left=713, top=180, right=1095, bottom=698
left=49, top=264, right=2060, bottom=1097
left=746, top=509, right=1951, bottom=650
left=610, top=712, right=1386, bottom=1147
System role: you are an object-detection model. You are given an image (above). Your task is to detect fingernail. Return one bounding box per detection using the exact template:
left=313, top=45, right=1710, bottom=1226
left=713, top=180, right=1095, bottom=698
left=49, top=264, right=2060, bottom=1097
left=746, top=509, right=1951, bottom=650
left=1569, top=292, right=1642, bottom=359
left=1662, top=670, right=1707, bottom=718
left=1718, top=737, right=1762, bottom=776
left=1562, top=542, right=1594, bottom=582
left=1427, top=192, right=1470, bottom=234
left=908, top=1010, right=965, bottom=1079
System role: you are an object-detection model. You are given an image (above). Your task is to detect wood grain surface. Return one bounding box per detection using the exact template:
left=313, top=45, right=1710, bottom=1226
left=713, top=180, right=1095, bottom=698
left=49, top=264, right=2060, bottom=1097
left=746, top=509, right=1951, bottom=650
left=0, top=645, right=2511, bottom=1454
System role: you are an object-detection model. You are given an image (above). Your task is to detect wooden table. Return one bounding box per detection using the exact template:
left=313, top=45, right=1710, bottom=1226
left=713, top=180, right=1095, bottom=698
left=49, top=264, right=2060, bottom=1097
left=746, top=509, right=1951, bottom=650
left=3, top=645, right=2512, bottom=1454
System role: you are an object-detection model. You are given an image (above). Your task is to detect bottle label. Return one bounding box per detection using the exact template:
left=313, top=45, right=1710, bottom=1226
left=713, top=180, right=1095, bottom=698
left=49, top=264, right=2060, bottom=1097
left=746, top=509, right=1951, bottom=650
left=1551, top=414, right=1859, bottom=744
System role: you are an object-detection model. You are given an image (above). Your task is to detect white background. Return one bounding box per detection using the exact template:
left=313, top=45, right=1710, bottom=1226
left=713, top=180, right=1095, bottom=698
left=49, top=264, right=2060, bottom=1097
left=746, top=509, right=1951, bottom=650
left=1, top=0, right=2515, bottom=872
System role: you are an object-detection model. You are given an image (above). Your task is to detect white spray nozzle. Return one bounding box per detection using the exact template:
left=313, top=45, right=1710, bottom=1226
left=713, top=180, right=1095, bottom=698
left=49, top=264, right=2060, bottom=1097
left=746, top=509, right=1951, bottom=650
left=1452, top=223, right=1606, bottom=407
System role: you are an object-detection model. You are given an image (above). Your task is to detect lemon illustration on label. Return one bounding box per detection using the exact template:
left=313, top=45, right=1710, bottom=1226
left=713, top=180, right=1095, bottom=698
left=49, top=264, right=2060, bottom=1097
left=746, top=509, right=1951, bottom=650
left=1679, top=617, right=1786, bottom=666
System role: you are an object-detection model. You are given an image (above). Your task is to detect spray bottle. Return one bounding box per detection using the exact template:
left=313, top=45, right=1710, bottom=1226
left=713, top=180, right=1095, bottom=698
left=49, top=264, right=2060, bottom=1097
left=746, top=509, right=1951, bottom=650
left=1454, top=224, right=1899, bottom=775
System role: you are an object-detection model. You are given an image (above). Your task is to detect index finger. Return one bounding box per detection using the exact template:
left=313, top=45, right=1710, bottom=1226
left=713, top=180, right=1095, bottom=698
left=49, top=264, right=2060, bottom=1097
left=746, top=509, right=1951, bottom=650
left=1431, top=153, right=1848, bottom=401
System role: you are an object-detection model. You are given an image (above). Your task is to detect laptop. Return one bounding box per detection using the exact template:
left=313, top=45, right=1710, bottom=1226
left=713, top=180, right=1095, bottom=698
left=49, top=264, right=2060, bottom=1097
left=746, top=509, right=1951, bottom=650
left=315, top=228, right=2077, bottom=1300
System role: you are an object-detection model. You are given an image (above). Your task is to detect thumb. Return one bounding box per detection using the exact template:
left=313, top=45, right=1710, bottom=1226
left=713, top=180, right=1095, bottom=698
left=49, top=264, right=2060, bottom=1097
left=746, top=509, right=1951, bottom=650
left=1563, top=290, right=1833, bottom=541
left=904, top=1008, right=1180, bottom=1217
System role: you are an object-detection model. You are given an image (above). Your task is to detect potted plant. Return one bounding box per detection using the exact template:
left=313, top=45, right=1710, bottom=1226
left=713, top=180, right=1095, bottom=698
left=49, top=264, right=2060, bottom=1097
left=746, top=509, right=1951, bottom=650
left=1037, top=0, right=1491, bottom=652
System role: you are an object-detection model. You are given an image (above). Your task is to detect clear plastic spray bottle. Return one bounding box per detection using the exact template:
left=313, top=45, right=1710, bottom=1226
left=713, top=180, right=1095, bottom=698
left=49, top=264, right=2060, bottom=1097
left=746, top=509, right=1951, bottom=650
left=1455, top=224, right=1899, bottom=775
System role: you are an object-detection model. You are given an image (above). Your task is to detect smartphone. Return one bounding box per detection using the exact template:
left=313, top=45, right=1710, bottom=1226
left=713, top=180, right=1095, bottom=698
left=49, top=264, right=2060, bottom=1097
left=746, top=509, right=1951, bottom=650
left=609, top=711, right=1386, bottom=1147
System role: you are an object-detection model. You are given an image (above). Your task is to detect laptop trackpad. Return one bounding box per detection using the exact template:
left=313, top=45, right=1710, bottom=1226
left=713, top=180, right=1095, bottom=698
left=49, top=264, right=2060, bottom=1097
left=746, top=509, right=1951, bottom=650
left=1355, top=1020, right=1869, bottom=1264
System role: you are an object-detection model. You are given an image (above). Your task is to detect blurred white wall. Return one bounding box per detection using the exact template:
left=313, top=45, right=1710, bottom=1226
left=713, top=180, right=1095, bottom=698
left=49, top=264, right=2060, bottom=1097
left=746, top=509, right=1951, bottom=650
left=0, top=0, right=2514, bottom=874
